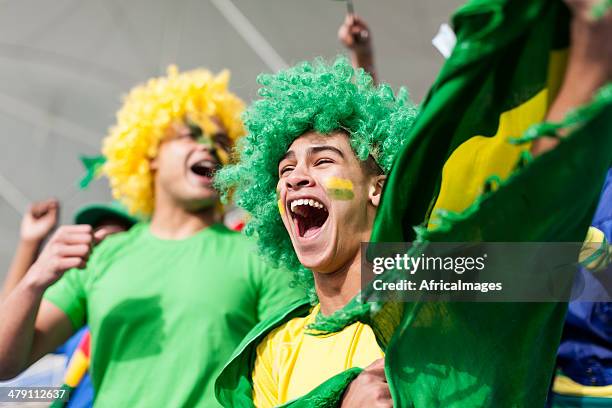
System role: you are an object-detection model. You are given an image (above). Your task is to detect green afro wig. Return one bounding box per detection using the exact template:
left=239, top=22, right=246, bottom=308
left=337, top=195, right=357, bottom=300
left=216, top=56, right=419, bottom=298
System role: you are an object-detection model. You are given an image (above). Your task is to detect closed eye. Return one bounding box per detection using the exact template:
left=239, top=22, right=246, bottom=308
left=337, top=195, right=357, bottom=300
left=279, top=166, right=294, bottom=177
left=187, top=124, right=203, bottom=139
left=314, top=158, right=334, bottom=166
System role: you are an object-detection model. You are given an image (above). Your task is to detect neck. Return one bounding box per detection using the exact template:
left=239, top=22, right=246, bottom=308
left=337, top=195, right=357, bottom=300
left=150, top=196, right=218, bottom=240
left=314, top=246, right=363, bottom=316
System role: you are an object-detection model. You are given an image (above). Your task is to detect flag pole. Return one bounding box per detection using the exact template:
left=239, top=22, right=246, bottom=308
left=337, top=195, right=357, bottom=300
left=346, top=0, right=354, bottom=16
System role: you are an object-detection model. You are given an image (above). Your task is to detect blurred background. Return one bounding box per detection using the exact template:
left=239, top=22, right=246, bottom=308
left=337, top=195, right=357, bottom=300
left=0, top=0, right=463, bottom=279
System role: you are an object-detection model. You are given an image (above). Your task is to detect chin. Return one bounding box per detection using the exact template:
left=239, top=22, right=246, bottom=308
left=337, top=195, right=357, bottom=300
left=291, top=225, right=340, bottom=273
left=182, top=193, right=218, bottom=211
left=190, top=185, right=219, bottom=201
left=297, top=251, right=334, bottom=272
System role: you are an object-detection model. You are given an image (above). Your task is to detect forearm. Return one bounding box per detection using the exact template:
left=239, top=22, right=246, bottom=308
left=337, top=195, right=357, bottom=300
left=0, top=275, right=45, bottom=380
left=2, top=239, right=42, bottom=300
left=351, top=49, right=377, bottom=84
left=532, top=17, right=610, bottom=155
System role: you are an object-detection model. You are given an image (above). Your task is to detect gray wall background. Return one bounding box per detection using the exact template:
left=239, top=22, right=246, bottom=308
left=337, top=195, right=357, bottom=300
left=0, top=0, right=463, bottom=281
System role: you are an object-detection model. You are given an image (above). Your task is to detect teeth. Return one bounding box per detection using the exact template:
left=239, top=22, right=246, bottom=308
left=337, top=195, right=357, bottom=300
left=290, top=198, right=327, bottom=212
left=196, top=161, right=214, bottom=169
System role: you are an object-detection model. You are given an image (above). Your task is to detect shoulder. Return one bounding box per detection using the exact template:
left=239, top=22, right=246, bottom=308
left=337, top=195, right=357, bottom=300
left=206, top=224, right=258, bottom=248
left=87, top=223, right=147, bottom=265
left=204, top=224, right=276, bottom=272
left=95, top=223, right=147, bottom=250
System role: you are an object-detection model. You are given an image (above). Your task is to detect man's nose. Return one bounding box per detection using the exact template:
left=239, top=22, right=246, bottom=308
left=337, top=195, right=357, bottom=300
left=285, top=168, right=314, bottom=190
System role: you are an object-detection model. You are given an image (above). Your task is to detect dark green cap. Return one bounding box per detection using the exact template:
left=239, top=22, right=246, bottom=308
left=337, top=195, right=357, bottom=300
left=73, top=201, right=139, bottom=228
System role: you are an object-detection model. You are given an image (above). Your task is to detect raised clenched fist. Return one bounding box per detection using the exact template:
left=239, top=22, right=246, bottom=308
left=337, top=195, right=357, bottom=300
left=20, top=199, right=60, bottom=243
left=338, top=14, right=372, bottom=54
left=25, top=225, right=94, bottom=291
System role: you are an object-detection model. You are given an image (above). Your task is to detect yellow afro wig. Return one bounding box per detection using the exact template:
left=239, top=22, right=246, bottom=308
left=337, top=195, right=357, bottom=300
left=102, top=66, right=245, bottom=216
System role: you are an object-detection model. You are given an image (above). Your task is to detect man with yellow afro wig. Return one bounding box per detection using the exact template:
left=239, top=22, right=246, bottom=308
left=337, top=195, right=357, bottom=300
left=0, top=67, right=304, bottom=407
left=103, top=65, right=245, bottom=216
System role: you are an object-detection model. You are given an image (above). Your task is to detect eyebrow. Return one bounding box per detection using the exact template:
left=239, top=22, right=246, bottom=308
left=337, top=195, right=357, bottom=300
left=309, top=145, right=345, bottom=158
left=279, top=144, right=345, bottom=165
left=280, top=150, right=296, bottom=163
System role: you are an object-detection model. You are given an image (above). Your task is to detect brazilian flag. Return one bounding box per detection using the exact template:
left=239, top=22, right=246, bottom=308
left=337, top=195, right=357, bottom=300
left=311, top=0, right=612, bottom=406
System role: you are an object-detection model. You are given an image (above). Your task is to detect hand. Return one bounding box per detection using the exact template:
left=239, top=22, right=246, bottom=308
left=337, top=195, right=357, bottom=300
left=340, top=358, right=392, bottom=408
left=20, top=199, right=60, bottom=243
left=338, top=14, right=372, bottom=54
left=25, top=225, right=93, bottom=291
left=93, top=224, right=126, bottom=244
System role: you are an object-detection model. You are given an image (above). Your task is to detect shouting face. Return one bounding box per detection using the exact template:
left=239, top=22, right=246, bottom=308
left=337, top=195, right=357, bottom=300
left=151, top=118, right=231, bottom=212
left=277, top=131, right=385, bottom=273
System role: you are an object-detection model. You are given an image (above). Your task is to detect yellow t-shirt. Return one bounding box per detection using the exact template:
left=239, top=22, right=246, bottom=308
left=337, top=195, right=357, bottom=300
left=252, top=304, right=384, bottom=407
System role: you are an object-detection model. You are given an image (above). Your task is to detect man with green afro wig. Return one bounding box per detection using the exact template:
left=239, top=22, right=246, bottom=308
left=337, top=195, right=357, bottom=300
left=214, top=56, right=418, bottom=407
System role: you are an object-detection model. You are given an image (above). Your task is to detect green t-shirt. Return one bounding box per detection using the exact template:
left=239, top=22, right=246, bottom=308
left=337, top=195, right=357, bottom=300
left=44, top=223, right=304, bottom=407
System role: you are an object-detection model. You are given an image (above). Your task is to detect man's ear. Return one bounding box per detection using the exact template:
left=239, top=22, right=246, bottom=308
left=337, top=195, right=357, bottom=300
left=369, top=175, right=386, bottom=207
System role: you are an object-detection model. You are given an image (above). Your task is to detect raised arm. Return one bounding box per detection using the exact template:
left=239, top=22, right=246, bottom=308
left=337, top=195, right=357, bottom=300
left=338, top=14, right=378, bottom=84
left=0, top=225, right=92, bottom=380
left=1, top=199, right=59, bottom=300
left=532, top=0, right=611, bottom=156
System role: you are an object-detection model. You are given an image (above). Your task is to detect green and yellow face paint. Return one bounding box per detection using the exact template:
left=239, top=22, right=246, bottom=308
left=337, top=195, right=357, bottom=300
left=186, top=116, right=231, bottom=165
left=276, top=189, right=285, bottom=216
left=324, top=177, right=354, bottom=200
left=277, top=199, right=285, bottom=216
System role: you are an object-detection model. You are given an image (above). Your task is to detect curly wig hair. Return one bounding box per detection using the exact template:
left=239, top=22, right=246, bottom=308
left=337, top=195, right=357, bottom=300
left=102, top=66, right=245, bottom=216
left=216, top=56, right=419, bottom=297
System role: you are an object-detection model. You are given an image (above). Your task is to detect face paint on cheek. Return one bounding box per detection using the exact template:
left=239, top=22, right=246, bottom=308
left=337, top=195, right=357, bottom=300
left=325, top=177, right=355, bottom=200
left=214, top=144, right=229, bottom=165
left=276, top=189, right=285, bottom=216
left=277, top=199, right=285, bottom=216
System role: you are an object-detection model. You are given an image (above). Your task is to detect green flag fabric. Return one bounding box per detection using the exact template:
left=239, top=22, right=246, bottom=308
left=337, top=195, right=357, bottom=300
left=375, top=0, right=570, bottom=241
left=306, top=0, right=612, bottom=406
left=380, top=94, right=611, bottom=407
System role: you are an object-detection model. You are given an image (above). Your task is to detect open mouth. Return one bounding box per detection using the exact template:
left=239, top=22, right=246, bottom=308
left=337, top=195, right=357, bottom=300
left=189, top=160, right=218, bottom=179
left=289, top=198, right=329, bottom=239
